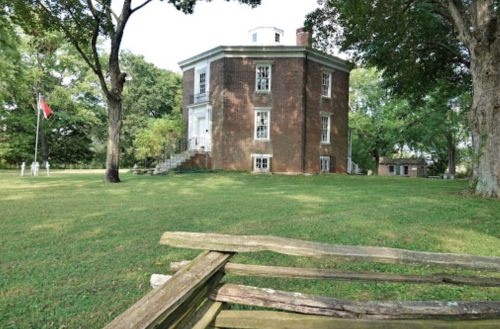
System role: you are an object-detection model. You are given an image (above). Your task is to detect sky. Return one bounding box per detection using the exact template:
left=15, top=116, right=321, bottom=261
left=117, top=0, right=322, bottom=73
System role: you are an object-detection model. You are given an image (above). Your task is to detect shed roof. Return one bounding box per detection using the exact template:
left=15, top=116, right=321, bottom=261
left=380, top=158, right=427, bottom=165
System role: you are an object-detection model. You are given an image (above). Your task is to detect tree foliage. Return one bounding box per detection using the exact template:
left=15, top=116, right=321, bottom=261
left=306, top=0, right=500, bottom=196
left=305, top=0, right=470, bottom=100
left=0, top=27, right=105, bottom=167
left=134, top=115, right=183, bottom=167
left=120, top=52, right=183, bottom=166
left=349, top=68, right=415, bottom=173
left=8, top=0, right=261, bottom=182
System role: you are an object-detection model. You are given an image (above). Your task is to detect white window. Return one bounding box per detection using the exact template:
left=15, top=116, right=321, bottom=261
left=252, top=33, right=257, bottom=43
left=321, top=67, right=334, bottom=98
left=275, top=33, right=280, bottom=43
left=320, top=112, right=332, bottom=144
left=256, top=66, right=271, bottom=91
left=252, top=154, right=272, bottom=172
left=254, top=108, right=271, bottom=140
left=322, top=73, right=331, bottom=97
left=199, top=72, right=206, bottom=95
left=320, top=156, right=330, bottom=172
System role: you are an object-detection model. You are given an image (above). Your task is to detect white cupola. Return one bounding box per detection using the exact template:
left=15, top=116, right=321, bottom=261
left=249, top=27, right=284, bottom=45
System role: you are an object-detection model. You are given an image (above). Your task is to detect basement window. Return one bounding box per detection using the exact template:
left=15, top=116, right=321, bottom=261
left=252, top=154, right=272, bottom=173
left=320, top=156, right=330, bottom=173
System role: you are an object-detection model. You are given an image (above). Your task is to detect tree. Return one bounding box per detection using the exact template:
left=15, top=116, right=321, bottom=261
left=306, top=0, right=500, bottom=197
left=349, top=68, right=415, bottom=173
left=120, top=52, right=182, bottom=166
left=9, top=0, right=261, bottom=182
left=417, top=80, right=471, bottom=176
left=0, top=26, right=105, bottom=167
left=134, top=115, right=183, bottom=167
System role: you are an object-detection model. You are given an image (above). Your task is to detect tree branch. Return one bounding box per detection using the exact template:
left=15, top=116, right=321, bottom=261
left=132, top=0, right=153, bottom=13
left=445, top=0, right=475, bottom=48
left=95, top=0, right=119, bottom=21
left=422, top=41, right=470, bottom=67
left=34, top=0, right=98, bottom=74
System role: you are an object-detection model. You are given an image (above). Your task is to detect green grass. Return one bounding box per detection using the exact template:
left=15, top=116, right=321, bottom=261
left=1, top=170, right=499, bottom=328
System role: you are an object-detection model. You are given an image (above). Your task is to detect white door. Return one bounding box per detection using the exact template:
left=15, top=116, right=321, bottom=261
left=196, top=117, right=206, bottom=149
left=189, top=106, right=211, bottom=151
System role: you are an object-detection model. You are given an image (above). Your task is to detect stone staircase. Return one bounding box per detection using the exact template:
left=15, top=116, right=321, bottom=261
left=156, top=150, right=199, bottom=174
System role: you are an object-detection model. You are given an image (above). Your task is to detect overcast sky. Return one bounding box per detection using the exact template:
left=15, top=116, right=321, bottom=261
left=117, top=0, right=321, bottom=73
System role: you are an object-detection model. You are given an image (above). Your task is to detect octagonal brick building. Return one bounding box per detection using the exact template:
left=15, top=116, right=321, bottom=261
left=179, top=27, right=351, bottom=174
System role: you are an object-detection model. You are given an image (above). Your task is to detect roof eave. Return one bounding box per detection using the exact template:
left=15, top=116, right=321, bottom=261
left=178, top=46, right=351, bottom=73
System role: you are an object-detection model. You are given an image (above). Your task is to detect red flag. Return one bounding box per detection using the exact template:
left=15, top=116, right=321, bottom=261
left=40, top=98, right=52, bottom=119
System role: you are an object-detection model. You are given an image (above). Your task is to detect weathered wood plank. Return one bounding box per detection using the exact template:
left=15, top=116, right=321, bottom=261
left=214, top=310, right=500, bottom=328
left=164, top=271, right=224, bottom=329
left=175, top=300, right=223, bottom=329
left=103, top=251, right=232, bottom=329
left=160, top=232, right=500, bottom=272
left=209, top=284, right=500, bottom=320
left=170, top=261, right=500, bottom=287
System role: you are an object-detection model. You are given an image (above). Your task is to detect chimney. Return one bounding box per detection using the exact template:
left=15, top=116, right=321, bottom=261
left=296, top=27, right=313, bottom=47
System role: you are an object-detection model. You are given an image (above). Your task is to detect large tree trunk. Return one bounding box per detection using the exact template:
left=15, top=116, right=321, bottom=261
left=467, top=51, right=500, bottom=197
left=104, top=97, right=123, bottom=183
left=445, top=1, right=500, bottom=197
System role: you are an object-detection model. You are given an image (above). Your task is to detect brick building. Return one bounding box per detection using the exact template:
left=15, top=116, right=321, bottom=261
left=378, top=158, right=428, bottom=178
left=178, top=27, right=351, bottom=173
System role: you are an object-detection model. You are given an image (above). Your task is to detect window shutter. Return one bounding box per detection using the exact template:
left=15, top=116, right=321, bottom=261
left=329, top=156, right=336, bottom=173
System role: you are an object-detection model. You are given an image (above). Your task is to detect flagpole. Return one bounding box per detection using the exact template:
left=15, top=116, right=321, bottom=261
left=34, top=93, right=41, bottom=167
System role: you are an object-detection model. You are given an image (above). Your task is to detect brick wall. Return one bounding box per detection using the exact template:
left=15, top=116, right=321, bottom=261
left=182, top=68, right=194, bottom=123
left=210, top=59, right=226, bottom=169
left=183, top=52, right=349, bottom=173
left=304, top=60, right=349, bottom=173
left=216, top=57, right=305, bottom=172
left=180, top=153, right=212, bottom=169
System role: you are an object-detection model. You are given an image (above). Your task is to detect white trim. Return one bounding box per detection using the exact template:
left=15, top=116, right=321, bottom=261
left=321, top=72, right=332, bottom=98
left=251, top=153, right=273, bottom=158
left=255, top=64, right=272, bottom=91
left=321, top=67, right=335, bottom=74
left=187, top=101, right=211, bottom=109
left=253, top=60, right=275, bottom=65
left=320, top=156, right=330, bottom=173
left=321, top=114, right=331, bottom=144
left=254, top=108, right=272, bottom=141
left=252, top=153, right=272, bottom=172
left=249, top=27, right=284, bottom=34
left=320, top=111, right=333, bottom=116
left=178, top=46, right=351, bottom=73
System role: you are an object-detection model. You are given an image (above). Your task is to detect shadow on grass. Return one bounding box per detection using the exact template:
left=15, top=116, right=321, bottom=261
left=1, top=171, right=500, bottom=328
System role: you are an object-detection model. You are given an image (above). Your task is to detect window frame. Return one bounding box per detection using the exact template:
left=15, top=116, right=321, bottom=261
left=252, top=153, right=272, bottom=173
left=199, top=72, right=206, bottom=95
left=254, top=60, right=274, bottom=92
left=320, top=156, right=330, bottom=173
left=253, top=107, right=272, bottom=141
left=320, top=111, right=332, bottom=145
left=389, top=165, right=395, bottom=174
left=321, top=67, right=334, bottom=98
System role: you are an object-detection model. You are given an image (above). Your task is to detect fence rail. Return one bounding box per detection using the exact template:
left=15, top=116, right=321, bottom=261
left=104, top=232, right=500, bottom=328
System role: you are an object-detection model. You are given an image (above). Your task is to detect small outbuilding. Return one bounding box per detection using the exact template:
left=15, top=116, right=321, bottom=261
left=379, top=158, right=428, bottom=178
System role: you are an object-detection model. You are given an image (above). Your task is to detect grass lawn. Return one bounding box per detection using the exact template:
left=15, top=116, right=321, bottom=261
left=1, top=170, right=500, bottom=328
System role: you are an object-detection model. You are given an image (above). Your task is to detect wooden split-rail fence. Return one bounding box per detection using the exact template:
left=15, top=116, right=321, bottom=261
left=104, top=232, right=500, bottom=329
